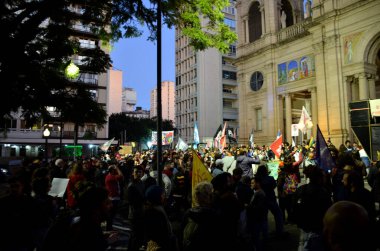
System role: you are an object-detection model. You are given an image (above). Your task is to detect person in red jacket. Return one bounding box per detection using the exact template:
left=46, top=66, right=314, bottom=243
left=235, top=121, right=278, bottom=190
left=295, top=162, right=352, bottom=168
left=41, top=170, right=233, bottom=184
left=105, top=164, right=124, bottom=230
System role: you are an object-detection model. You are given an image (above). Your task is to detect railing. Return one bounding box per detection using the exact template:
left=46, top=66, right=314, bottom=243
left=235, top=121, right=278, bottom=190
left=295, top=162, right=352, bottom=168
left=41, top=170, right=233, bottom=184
left=277, top=20, right=311, bottom=43
left=238, top=20, right=311, bottom=57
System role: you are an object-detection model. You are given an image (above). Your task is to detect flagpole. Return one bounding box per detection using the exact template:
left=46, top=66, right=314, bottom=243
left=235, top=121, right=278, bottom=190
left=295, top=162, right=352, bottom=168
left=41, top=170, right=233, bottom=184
left=156, top=0, right=163, bottom=187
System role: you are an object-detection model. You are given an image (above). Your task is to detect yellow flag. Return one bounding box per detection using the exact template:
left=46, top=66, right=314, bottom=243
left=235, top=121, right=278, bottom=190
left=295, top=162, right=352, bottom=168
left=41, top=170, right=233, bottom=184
left=192, top=150, right=212, bottom=207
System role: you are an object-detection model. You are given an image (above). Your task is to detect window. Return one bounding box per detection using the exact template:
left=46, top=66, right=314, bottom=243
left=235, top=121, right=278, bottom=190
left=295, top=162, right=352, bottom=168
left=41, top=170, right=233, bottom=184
left=228, top=45, right=236, bottom=56
left=250, top=71, right=264, bottom=91
left=222, top=70, right=237, bottom=80
left=256, top=108, right=262, bottom=131
left=248, top=2, right=262, bottom=42
left=224, top=18, right=236, bottom=29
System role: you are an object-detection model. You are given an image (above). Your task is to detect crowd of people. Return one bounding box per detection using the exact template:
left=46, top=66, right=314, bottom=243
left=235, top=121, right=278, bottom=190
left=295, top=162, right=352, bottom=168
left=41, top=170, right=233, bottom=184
left=0, top=139, right=379, bottom=251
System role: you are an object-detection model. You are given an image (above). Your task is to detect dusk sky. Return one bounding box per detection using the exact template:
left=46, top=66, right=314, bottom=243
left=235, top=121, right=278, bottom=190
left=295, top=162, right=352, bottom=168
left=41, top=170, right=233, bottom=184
left=110, top=25, right=175, bottom=111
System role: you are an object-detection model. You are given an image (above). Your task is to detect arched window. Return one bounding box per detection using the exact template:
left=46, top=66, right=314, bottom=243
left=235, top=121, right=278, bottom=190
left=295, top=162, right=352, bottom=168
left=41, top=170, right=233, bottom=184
left=281, top=0, right=294, bottom=28
left=248, top=2, right=262, bottom=43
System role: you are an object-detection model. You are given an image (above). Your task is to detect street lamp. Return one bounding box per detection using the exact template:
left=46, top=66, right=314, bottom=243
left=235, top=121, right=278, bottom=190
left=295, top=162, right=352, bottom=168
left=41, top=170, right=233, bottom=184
left=43, top=128, right=51, bottom=163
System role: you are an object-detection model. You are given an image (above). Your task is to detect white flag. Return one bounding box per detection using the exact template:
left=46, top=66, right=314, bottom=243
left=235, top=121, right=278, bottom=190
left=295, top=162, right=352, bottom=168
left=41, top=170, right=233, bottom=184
left=194, top=122, right=200, bottom=145
left=176, top=137, right=189, bottom=151
left=100, top=137, right=114, bottom=152
left=298, top=106, right=313, bottom=134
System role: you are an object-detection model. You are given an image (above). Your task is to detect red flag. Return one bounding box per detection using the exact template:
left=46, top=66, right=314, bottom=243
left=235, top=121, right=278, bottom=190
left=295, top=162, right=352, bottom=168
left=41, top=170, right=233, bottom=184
left=270, top=134, right=283, bottom=158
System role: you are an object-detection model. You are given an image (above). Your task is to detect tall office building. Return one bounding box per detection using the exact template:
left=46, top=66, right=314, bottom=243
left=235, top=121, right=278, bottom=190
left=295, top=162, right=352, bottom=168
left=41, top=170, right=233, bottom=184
left=122, top=87, right=137, bottom=112
left=175, top=1, right=238, bottom=144
left=235, top=0, right=380, bottom=158
left=108, top=68, right=123, bottom=115
left=150, top=81, right=175, bottom=123
left=0, top=3, right=115, bottom=158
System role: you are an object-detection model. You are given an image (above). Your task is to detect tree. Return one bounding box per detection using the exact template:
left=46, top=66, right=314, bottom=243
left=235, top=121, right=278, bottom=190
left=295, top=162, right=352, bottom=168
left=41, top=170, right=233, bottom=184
left=109, top=113, right=174, bottom=144
left=0, top=0, right=237, bottom=125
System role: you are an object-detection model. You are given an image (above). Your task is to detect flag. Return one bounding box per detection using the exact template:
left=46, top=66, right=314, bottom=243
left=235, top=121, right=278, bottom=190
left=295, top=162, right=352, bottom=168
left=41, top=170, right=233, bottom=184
left=219, top=122, right=227, bottom=151
left=316, top=125, right=335, bottom=172
left=100, top=137, right=114, bottom=152
left=249, top=129, right=254, bottom=148
left=298, top=106, right=313, bottom=134
left=270, top=134, right=283, bottom=158
left=309, top=135, right=314, bottom=148
left=176, top=137, right=188, bottom=151
left=194, top=122, right=200, bottom=145
left=192, top=150, right=212, bottom=207
left=276, top=129, right=281, bottom=139
left=227, top=127, right=237, bottom=144
left=213, top=124, right=223, bottom=148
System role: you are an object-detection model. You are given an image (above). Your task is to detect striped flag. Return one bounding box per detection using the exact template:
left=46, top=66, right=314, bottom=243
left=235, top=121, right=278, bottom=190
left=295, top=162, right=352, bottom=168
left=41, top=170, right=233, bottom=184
left=276, top=129, right=281, bottom=139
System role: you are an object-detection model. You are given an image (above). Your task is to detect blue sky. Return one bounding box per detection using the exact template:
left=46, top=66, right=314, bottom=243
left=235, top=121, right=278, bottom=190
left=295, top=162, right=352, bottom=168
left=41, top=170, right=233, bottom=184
left=110, top=1, right=310, bottom=110
left=110, top=25, right=175, bottom=110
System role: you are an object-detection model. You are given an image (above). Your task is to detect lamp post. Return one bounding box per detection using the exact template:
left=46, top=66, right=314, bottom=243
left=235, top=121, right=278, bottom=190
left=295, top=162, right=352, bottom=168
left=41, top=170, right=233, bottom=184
left=43, top=128, right=51, bottom=163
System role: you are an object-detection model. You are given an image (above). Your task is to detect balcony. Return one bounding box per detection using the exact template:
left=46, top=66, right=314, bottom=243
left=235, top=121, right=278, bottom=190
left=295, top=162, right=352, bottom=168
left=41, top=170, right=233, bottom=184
left=223, top=107, right=238, bottom=120
left=223, top=92, right=238, bottom=100
left=222, top=79, right=237, bottom=87
left=238, top=20, right=311, bottom=58
left=277, top=20, right=311, bottom=44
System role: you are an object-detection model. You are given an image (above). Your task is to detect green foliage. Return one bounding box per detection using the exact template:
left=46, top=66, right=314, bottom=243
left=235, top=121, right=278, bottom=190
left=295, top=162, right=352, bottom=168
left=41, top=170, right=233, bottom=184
left=0, top=0, right=236, bottom=126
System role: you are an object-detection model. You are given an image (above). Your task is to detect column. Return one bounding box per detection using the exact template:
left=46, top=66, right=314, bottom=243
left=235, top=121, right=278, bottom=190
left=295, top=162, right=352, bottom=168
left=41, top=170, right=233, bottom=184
left=243, top=16, right=249, bottom=43
left=351, top=76, right=359, bottom=101
left=277, top=95, right=284, bottom=138
left=310, top=87, right=318, bottom=136
left=285, top=93, right=292, bottom=143
left=368, top=75, right=376, bottom=100
left=358, top=73, right=369, bottom=100
left=260, top=5, right=266, bottom=35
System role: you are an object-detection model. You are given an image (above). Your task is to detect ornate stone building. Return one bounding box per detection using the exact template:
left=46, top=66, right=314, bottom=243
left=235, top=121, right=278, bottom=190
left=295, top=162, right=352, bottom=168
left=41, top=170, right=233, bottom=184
left=235, top=0, right=380, bottom=150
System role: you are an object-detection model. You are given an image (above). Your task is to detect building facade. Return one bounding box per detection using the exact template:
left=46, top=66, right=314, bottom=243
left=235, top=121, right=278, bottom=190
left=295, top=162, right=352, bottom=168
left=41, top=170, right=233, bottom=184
left=108, top=68, right=123, bottom=115
left=150, top=81, right=175, bottom=123
left=175, top=1, right=239, bottom=144
left=235, top=0, right=380, bottom=153
left=122, top=87, right=137, bottom=112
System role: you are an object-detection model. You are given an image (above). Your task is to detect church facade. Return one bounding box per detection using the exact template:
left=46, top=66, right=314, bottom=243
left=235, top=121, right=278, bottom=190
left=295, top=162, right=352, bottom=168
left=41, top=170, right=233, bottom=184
left=235, top=0, right=380, bottom=151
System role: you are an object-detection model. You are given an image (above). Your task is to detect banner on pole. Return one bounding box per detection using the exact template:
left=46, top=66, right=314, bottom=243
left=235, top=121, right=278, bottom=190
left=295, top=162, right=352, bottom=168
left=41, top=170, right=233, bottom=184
left=291, top=124, right=299, bottom=137
left=151, top=131, right=174, bottom=145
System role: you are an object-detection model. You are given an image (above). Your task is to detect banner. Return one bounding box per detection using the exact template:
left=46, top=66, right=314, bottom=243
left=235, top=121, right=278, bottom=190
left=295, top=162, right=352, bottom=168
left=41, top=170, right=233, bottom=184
left=369, top=99, right=380, bottom=118
left=100, top=137, right=115, bottom=152
left=192, top=150, right=212, bottom=207
left=291, top=124, right=299, bottom=137
left=219, top=122, right=227, bottom=151
left=151, top=131, right=174, bottom=145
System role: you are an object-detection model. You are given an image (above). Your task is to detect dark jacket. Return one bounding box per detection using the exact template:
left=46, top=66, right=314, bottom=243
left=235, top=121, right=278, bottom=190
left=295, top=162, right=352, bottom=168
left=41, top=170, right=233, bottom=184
left=236, top=155, right=260, bottom=178
left=182, top=207, right=221, bottom=251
